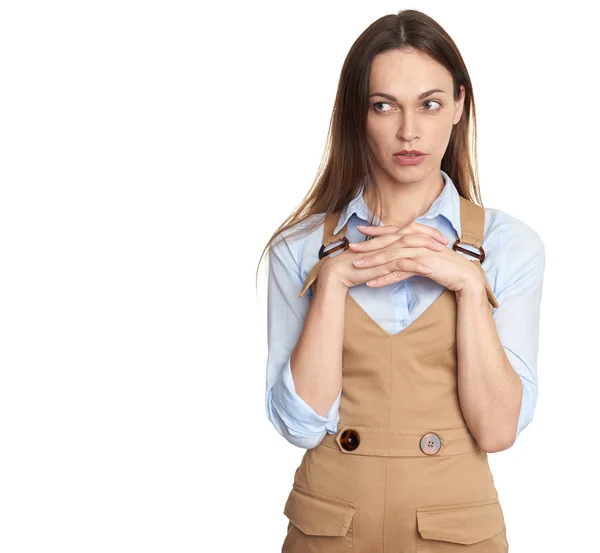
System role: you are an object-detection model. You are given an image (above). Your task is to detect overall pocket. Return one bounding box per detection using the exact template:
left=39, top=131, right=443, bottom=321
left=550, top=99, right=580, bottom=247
left=415, top=498, right=507, bottom=552
left=282, top=484, right=357, bottom=553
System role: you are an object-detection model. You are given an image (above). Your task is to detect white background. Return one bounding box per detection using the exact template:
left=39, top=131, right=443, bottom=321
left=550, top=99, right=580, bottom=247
left=0, top=1, right=597, bottom=551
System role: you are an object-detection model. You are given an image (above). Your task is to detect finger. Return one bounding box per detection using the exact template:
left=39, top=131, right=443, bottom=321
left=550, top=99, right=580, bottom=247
left=357, top=221, right=448, bottom=245
left=366, top=271, right=414, bottom=287
left=351, top=233, right=445, bottom=254
left=356, top=224, right=398, bottom=235
left=366, top=260, right=433, bottom=287
left=355, top=246, right=436, bottom=269
left=407, top=222, right=449, bottom=245
left=349, top=232, right=400, bottom=252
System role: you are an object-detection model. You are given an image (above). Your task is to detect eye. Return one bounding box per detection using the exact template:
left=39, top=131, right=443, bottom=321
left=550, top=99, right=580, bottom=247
left=371, top=99, right=443, bottom=113
left=423, top=99, right=442, bottom=111
left=372, top=101, right=393, bottom=113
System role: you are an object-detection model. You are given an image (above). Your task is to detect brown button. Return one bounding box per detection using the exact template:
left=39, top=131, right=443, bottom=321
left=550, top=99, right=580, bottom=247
left=339, top=428, right=360, bottom=451
left=419, top=433, right=441, bottom=455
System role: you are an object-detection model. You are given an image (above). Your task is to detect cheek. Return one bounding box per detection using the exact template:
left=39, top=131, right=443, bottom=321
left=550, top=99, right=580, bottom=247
left=366, top=117, right=391, bottom=151
left=428, top=120, right=454, bottom=152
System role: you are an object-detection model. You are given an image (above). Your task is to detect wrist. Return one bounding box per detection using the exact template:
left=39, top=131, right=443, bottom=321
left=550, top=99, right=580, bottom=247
left=317, top=266, right=348, bottom=296
left=455, top=276, right=486, bottom=301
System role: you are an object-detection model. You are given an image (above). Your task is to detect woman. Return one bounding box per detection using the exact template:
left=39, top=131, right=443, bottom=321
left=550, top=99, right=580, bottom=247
left=257, top=9, right=544, bottom=552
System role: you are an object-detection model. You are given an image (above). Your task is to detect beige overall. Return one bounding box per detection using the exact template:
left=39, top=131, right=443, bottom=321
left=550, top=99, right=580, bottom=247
left=282, top=196, right=508, bottom=552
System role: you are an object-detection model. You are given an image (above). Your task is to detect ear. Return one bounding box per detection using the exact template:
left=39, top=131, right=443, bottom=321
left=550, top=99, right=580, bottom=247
left=453, top=85, right=466, bottom=125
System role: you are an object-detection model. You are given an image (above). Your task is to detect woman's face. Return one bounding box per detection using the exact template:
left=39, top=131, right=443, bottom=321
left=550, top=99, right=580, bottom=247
left=366, top=48, right=465, bottom=185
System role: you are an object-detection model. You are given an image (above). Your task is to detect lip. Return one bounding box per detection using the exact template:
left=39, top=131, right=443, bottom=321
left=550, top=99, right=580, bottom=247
left=394, top=149, right=426, bottom=155
left=393, top=153, right=427, bottom=166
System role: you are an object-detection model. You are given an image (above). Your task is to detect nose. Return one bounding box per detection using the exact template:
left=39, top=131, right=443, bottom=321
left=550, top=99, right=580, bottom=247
left=396, top=112, right=419, bottom=142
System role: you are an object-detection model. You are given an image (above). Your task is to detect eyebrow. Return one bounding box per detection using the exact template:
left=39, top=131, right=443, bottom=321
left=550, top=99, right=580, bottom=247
left=369, top=89, right=447, bottom=101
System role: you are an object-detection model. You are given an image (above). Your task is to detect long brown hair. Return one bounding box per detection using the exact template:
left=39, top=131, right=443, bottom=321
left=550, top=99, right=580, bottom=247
left=255, top=9, right=484, bottom=288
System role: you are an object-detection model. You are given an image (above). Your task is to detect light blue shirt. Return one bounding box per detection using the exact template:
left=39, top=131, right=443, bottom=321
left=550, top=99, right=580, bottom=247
left=265, top=170, right=545, bottom=449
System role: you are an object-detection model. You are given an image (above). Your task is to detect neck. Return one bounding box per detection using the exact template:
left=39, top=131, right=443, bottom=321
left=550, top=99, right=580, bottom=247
left=363, top=168, right=445, bottom=228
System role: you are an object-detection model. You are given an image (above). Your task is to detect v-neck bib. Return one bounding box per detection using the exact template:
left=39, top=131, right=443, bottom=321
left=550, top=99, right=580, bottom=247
left=345, top=285, right=453, bottom=339
left=282, top=195, right=509, bottom=552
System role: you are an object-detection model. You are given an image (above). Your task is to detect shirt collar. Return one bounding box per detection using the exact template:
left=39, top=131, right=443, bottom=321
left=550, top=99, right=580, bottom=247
left=333, top=169, right=461, bottom=236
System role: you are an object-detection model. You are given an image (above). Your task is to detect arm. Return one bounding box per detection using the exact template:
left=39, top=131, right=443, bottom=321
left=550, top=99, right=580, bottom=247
left=455, top=225, right=545, bottom=452
left=265, top=232, right=345, bottom=449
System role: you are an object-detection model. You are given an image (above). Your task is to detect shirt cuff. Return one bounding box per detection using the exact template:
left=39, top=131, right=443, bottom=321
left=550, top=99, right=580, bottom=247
left=505, top=349, right=539, bottom=441
left=269, top=357, right=341, bottom=439
left=515, top=376, right=538, bottom=440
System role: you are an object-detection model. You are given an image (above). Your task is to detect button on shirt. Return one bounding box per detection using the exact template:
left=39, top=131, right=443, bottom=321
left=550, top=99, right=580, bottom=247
left=265, top=170, right=545, bottom=449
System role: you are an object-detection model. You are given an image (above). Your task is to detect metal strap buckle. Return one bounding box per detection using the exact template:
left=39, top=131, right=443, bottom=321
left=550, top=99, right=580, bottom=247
left=452, top=239, right=485, bottom=263
left=318, top=237, right=349, bottom=260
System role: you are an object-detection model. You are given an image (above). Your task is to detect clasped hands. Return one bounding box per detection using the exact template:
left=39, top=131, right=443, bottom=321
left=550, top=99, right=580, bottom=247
left=347, top=222, right=485, bottom=295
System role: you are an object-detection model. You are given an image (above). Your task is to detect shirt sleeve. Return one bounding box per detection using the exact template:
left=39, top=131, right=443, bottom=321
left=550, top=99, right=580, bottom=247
left=264, top=231, right=341, bottom=449
left=492, top=221, right=546, bottom=443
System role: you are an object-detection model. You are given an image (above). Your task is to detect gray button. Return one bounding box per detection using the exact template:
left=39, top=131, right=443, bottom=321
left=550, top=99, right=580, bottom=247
left=420, top=433, right=441, bottom=455
left=400, top=318, right=408, bottom=327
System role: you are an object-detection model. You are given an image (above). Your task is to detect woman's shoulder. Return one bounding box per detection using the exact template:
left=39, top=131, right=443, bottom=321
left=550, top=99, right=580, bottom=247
left=482, top=206, right=545, bottom=290
left=483, top=205, right=545, bottom=256
left=270, top=213, right=329, bottom=275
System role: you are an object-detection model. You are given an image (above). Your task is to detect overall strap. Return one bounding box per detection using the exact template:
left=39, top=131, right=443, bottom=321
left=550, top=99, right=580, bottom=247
left=298, top=212, right=348, bottom=297
left=455, top=196, right=499, bottom=309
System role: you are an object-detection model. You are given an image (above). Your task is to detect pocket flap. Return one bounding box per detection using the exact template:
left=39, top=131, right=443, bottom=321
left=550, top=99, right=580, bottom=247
left=416, top=498, right=505, bottom=545
left=283, top=486, right=357, bottom=536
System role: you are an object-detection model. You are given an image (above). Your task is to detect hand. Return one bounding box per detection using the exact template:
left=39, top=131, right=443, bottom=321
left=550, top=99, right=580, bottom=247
left=349, top=223, right=484, bottom=293
left=320, top=221, right=449, bottom=291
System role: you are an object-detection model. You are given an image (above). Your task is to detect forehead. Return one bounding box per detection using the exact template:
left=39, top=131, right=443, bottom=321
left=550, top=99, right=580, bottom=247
left=369, top=49, right=452, bottom=94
